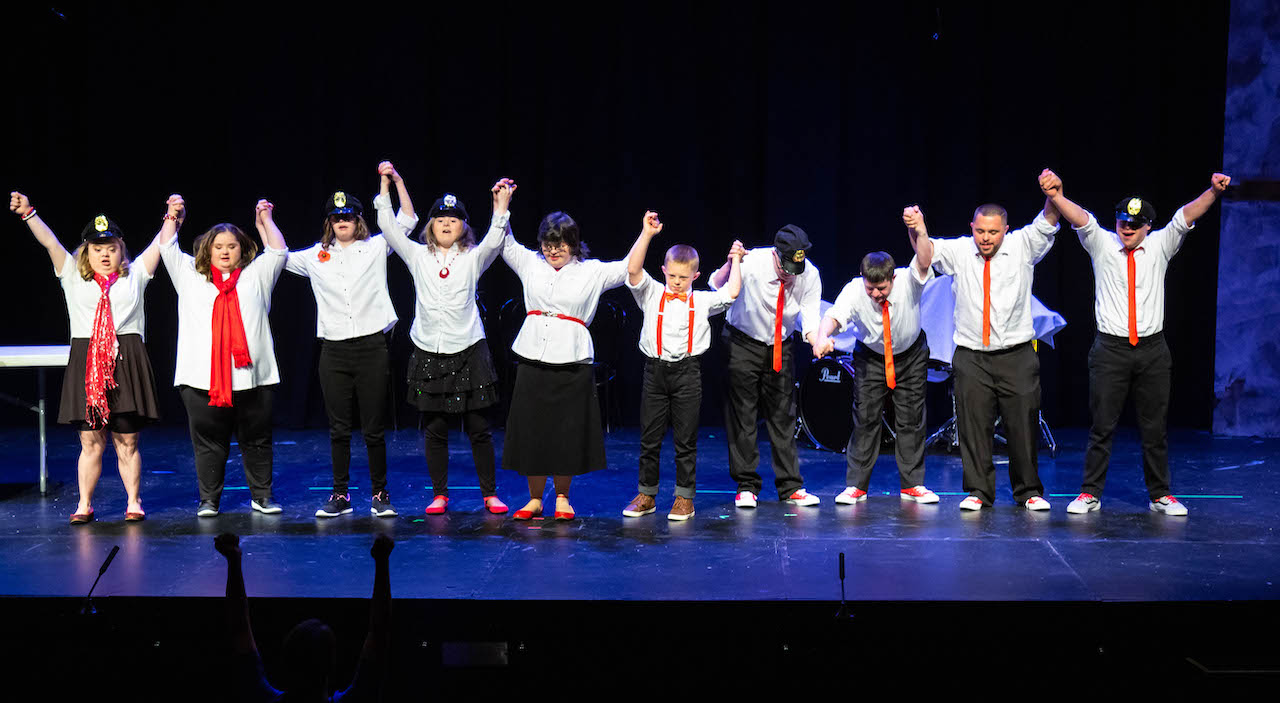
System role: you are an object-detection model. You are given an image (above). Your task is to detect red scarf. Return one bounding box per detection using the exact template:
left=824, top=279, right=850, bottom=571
left=209, top=268, right=252, bottom=407
left=84, top=272, right=120, bottom=427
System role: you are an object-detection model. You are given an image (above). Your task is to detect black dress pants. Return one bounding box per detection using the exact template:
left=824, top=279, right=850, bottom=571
left=1082, top=332, right=1172, bottom=500
left=723, top=326, right=804, bottom=500
left=952, top=343, right=1042, bottom=505
left=318, top=333, right=389, bottom=495
left=638, top=356, right=702, bottom=499
left=845, top=333, right=929, bottom=490
left=423, top=410, right=497, bottom=497
left=179, top=385, right=275, bottom=506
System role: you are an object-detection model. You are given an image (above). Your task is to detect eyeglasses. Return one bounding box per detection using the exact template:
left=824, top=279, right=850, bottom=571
left=1117, top=219, right=1148, bottom=231
left=540, top=242, right=570, bottom=253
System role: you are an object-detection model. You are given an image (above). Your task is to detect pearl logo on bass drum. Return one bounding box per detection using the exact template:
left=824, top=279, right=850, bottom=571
left=818, top=368, right=844, bottom=384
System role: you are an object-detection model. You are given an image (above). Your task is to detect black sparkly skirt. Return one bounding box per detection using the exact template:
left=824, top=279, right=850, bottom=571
left=58, top=334, right=161, bottom=426
left=406, top=339, right=499, bottom=413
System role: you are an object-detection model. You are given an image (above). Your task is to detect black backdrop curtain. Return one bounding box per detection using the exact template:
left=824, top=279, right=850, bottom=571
left=1, top=1, right=1228, bottom=431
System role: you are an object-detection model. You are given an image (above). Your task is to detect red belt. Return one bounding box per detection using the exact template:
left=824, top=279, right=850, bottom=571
left=527, top=310, right=587, bottom=328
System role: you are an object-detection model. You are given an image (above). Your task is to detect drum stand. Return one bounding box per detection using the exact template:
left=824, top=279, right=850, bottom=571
left=924, top=380, right=1059, bottom=457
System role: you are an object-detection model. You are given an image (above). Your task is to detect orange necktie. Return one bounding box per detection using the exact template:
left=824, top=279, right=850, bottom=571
left=881, top=300, right=896, bottom=389
left=1127, top=248, right=1139, bottom=346
left=982, top=257, right=992, bottom=347
left=772, top=283, right=785, bottom=372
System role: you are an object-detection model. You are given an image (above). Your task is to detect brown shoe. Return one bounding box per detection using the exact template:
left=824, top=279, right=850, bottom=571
left=667, top=496, right=695, bottom=521
left=622, top=493, right=657, bottom=517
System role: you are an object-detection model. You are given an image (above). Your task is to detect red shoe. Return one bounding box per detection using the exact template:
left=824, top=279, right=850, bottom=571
left=553, top=493, right=575, bottom=521
left=125, top=509, right=146, bottom=522
left=424, top=495, right=449, bottom=515
left=69, top=508, right=94, bottom=525
left=483, top=496, right=509, bottom=514
left=513, top=500, right=543, bottom=520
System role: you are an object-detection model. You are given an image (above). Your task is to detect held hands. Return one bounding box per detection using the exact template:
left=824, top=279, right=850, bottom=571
left=166, top=194, right=185, bottom=223
left=728, top=239, right=746, bottom=262
left=1211, top=173, right=1231, bottom=193
left=9, top=192, right=32, bottom=217
left=371, top=533, right=394, bottom=561
left=255, top=199, right=275, bottom=224
left=1038, top=168, right=1062, bottom=198
left=903, top=205, right=925, bottom=231
left=812, top=336, right=836, bottom=359
left=641, top=210, right=662, bottom=238
left=492, top=177, right=517, bottom=209
left=378, top=161, right=402, bottom=185
left=214, top=533, right=241, bottom=560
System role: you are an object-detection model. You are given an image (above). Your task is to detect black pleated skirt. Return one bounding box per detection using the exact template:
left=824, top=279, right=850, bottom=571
left=502, top=359, right=606, bottom=476
left=406, top=339, right=499, bottom=413
left=57, top=334, right=161, bottom=426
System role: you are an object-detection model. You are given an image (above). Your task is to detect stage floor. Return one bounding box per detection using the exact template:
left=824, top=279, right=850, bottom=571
left=0, top=424, right=1276, bottom=602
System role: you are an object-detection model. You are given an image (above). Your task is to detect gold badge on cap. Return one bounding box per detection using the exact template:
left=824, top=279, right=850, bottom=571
left=333, top=191, right=347, bottom=208
left=94, top=215, right=109, bottom=232
left=1127, top=198, right=1143, bottom=216
left=792, top=250, right=806, bottom=263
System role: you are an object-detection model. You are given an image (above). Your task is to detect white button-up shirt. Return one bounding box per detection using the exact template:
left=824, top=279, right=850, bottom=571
left=714, top=246, right=822, bottom=344
left=160, top=236, right=287, bottom=390
left=1075, top=207, right=1192, bottom=339
left=375, top=194, right=508, bottom=355
left=628, top=272, right=735, bottom=361
left=931, top=212, right=1059, bottom=351
left=57, top=256, right=152, bottom=340
left=502, top=234, right=629, bottom=364
left=285, top=235, right=397, bottom=341
left=826, top=262, right=932, bottom=355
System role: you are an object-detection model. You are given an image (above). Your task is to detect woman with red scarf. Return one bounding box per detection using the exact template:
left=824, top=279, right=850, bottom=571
left=10, top=191, right=177, bottom=524
left=159, top=199, right=288, bottom=517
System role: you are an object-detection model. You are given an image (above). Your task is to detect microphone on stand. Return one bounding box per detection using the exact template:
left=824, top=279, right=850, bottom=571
left=81, top=545, right=119, bottom=616
left=835, top=551, right=853, bottom=620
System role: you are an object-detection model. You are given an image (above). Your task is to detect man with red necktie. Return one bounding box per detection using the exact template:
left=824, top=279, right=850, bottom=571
left=1043, top=170, right=1231, bottom=517
left=710, top=225, right=823, bottom=509
left=813, top=206, right=937, bottom=506
left=924, top=172, right=1061, bottom=511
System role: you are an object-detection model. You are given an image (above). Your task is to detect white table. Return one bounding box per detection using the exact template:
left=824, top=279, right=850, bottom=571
left=0, top=345, right=71, bottom=494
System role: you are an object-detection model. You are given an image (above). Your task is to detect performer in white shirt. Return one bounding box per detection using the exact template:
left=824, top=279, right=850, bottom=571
left=376, top=162, right=513, bottom=516
left=709, top=226, right=823, bottom=509
left=924, top=172, right=1061, bottom=511
left=159, top=198, right=288, bottom=517
left=1043, top=170, right=1231, bottom=517
left=287, top=184, right=399, bottom=519
left=11, top=192, right=177, bottom=524
left=621, top=211, right=741, bottom=521
left=813, top=206, right=937, bottom=505
left=501, top=207, right=630, bottom=521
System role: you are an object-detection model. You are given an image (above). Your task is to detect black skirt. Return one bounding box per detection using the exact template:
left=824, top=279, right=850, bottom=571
left=406, top=339, right=499, bottom=413
left=57, top=334, right=161, bottom=426
left=502, top=359, right=607, bottom=477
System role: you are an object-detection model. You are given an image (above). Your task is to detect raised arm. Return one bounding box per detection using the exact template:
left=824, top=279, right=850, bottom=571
left=357, top=534, right=394, bottom=690
left=1180, top=173, right=1231, bottom=225
left=721, top=242, right=743, bottom=300
left=627, top=211, right=663, bottom=286
left=254, top=199, right=286, bottom=250
left=710, top=240, right=746, bottom=289
left=11, top=192, right=69, bottom=272
left=1038, top=168, right=1088, bottom=230
left=379, top=161, right=415, bottom=219
left=214, top=533, right=258, bottom=656
left=138, top=194, right=184, bottom=276
left=903, top=204, right=933, bottom=276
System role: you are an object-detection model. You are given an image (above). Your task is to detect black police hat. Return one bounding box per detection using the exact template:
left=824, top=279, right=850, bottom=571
left=774, top=224, right=811, bottom=275
left=428, top=193, right=469, bottom=222
left=1114, top=197, right=1156, bottom=226
left=324, top=191, right=363, bottom=217
left=80, top=214, right=124, bottom=243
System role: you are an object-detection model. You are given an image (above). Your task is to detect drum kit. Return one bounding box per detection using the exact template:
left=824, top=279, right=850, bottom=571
left=795, top=277, right=1065, bottom=456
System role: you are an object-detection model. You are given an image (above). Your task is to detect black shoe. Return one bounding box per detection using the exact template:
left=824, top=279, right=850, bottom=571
left=251, top=499, right=283, bottom=514
left=371, top=491, right=397, bottom=518
left=315, top=493, right=353, bottom=518
left=197, top=501, right=219, bottom=517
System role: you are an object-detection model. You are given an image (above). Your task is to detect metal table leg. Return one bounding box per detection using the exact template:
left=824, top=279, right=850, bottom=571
left=39, top=368, right=48, bottom=495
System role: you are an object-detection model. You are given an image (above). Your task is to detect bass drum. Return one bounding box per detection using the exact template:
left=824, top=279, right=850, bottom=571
left=798, top=356, right=856, bottom=451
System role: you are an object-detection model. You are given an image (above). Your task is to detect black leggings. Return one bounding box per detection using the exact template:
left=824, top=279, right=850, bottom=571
left=423, top=410, right=496, bottom=497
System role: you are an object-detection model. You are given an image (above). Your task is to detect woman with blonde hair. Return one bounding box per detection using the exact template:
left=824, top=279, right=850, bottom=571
left=159, top=198, right=288, bottom=517
left=10, top=191, right=177, bottom=523
left=376, top=162, right=513, bottom=515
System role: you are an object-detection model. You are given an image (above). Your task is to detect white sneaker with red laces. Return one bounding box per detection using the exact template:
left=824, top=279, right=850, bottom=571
left=958, top=495, right=985, bottom=511
left=1067, top=493, right=1100, bottom=514
left=835, top=487, right=867, bottom=504
left=785, top=489, right=821, bottom=507
left=900, top=486, right=939, bottom=504
left=1023, top=496, right=1051, bottom=511
left=734, top=491, right=758, bottom=508
left=1149, top=495, right=1188, bottom=516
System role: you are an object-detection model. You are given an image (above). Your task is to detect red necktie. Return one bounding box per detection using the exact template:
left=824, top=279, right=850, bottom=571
left=656, top=291, right=694, bottom=357
left=881, top=300, right=896, bottom=389
left=1127, top=248, right=1139, bottom=346
left=772, top=283, right=785, bottom=372
left=982, top=257, right=992, bottom=347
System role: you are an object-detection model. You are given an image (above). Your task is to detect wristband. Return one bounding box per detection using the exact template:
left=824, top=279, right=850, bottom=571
left=21, top=208, right=37, bottom=222
left=163, top=213, right=179, bottom=222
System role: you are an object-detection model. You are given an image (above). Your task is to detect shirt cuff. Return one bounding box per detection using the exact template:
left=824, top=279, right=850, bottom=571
left=490, top=211, right=511, bottom=229
left=1072, top=211, right=1099, bottom=232
left=373, top=193, right=392, bottom=210
left=1172, top=206, right=1195, bottom=232
left=396, top=209, right=419, bottom=231
left=1033, top=210, right=1061, bottom=234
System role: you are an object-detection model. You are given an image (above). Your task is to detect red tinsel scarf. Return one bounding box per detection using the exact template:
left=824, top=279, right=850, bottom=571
left=84, top=272, right=120, bottom=427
